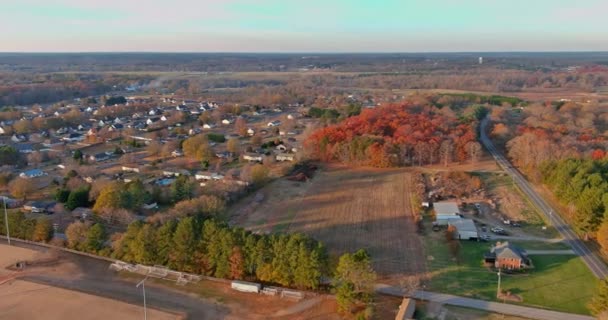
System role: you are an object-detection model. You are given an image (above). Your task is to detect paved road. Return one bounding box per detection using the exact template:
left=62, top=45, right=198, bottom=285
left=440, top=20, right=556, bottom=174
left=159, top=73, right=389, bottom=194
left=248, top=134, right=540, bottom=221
left=375, top=284, right=594, bottom=320
left=480, top=117, right=608, bottom=279
left=490, top=235, right=564, bottom=243
left=1, top=239, right=228, bottom=319
left=526, top=249, right=576, bottom=255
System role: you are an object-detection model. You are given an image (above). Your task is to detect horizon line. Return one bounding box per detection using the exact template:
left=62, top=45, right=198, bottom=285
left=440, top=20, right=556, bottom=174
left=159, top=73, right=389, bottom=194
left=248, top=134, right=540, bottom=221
left=2, top=50, right=608, bottom=55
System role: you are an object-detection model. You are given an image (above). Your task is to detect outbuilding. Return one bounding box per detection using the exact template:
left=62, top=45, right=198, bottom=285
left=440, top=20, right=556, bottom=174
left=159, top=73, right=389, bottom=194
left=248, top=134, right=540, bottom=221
left=433, top=201, right=461, bottom=225
left=448, top=218, right=479, bottom=240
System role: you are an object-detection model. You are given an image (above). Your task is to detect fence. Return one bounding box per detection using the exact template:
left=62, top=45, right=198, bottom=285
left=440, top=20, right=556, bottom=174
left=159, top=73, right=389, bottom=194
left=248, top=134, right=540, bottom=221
left=2, top=235, right=311, bottom=300
left=0, top=235, right=116, bottom=263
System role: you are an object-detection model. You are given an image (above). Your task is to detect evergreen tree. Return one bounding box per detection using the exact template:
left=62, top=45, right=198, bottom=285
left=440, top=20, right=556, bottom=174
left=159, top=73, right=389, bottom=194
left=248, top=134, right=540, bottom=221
left=133, top=224, right=157, bottom=264
left=155, top=220, right=176, bottom=265
left=66, top=187, right=90, bottom=210
left=170, top=217, right=197, bottom=272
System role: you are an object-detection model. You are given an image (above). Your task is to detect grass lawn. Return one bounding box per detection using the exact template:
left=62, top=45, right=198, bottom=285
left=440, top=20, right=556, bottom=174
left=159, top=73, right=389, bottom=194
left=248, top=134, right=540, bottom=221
left=424, top=234, right=598, bottom=315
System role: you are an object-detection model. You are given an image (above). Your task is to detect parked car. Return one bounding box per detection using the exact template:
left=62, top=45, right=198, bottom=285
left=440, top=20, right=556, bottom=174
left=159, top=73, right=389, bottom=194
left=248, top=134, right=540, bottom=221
left=510, top=221, right=522, bottom=227
left=481, top=226, right=487, bottom=232
left=491, top=226, right=505, bottom=233
left=480, top=234, right=491, bottom=242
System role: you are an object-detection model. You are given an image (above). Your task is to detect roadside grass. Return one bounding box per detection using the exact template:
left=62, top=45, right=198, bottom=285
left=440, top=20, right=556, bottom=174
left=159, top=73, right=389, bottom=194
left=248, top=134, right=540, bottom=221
left=508, top=241, right=570, bottom=251
left=476, top=172, right=558, bottom=238
left=424, top=231, right=597, bottom=315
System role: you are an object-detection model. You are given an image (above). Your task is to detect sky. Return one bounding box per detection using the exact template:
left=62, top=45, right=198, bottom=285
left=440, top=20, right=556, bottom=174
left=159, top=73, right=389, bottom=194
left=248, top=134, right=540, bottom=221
left=1, top=0, right=607, bottom=52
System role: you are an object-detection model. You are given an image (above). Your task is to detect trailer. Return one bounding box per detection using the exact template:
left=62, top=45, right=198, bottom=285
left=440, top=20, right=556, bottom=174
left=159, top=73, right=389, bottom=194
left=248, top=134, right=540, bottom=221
left=231, top=280, right=261, bottom=293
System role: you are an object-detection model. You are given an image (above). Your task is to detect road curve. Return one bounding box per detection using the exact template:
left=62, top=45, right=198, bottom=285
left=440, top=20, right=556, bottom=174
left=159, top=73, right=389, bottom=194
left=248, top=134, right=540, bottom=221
left=480, top=117, right=608, bottom=279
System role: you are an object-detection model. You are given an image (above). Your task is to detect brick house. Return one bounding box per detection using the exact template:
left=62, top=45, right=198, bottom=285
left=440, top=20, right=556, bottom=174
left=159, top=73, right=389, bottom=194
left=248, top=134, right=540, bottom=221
left=484, top=242, right=531, bottom=270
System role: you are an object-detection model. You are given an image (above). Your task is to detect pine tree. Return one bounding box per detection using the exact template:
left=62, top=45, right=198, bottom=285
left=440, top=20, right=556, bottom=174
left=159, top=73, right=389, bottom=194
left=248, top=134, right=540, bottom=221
left=133, top=224, right=157, bottom=265
left=170, top=217, right=197, bottom=272
left=155, top=220, right=176, bottom=265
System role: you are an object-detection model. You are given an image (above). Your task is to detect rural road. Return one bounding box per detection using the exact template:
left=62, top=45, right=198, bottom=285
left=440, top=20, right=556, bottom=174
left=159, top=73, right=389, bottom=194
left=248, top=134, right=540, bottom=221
left=1, top=239, right=229, bottom=319
left=480, top=117, right=608, bottom=279
left=375, top=284, right=594, bottom=320
left=525, top=249, right=576, bottom=255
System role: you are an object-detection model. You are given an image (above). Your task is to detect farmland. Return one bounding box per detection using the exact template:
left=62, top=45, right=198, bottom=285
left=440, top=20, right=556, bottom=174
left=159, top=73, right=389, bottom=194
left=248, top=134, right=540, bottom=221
left=229, top=165, right=425, bottom=279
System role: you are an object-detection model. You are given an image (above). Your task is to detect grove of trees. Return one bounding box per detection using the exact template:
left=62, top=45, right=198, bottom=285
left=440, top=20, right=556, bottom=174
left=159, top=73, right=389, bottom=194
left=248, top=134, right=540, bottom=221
left=306, top=103, right=477, bottom=167
left=106, top=218, right=329, bottom=289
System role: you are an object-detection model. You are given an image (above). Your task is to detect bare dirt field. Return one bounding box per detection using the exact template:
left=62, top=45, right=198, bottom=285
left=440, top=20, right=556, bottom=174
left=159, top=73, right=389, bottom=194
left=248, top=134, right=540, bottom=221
left=0, top=280, right=180, bottom=320
left=229, top=165, right=426, bottom=280
left=0, top=244, right=40, bottom=276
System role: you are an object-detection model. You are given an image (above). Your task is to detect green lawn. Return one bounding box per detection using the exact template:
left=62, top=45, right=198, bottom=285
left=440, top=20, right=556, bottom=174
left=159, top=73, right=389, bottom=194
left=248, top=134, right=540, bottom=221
left=425, top=238, right=598, bottom=315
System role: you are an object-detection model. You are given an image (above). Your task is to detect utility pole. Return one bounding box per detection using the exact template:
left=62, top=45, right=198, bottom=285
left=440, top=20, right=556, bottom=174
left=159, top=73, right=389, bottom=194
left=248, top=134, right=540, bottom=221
left=136, top=276, right=148, bottom=320
left=3, top=196, right=10, bottom=245
left=496, top=268, right=501, bottom=298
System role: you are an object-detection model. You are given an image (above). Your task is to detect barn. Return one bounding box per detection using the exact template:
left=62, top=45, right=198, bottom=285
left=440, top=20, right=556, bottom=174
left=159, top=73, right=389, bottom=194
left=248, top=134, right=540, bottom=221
left=433, top=201, right=461, bottom=225
left=449, top=219, right=479, bottom=240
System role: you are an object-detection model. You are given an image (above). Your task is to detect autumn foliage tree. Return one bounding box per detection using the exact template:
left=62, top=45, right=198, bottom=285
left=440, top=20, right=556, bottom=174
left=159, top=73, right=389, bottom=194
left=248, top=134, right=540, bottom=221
left=306, top=103, right=477, bottom=167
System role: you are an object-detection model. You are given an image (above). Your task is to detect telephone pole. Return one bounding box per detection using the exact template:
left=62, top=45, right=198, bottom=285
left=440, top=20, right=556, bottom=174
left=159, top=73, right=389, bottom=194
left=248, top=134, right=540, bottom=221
left=3, top=196, right=10, bottom=245
left=496, top=268, right=501, bottom=298
left=136, top=276, right=148, bottom=320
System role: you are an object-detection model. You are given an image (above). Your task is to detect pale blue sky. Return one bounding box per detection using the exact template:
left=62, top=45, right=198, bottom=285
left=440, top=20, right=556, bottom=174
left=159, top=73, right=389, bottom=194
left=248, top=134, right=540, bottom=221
left=1, top=0, right=607, bottom=52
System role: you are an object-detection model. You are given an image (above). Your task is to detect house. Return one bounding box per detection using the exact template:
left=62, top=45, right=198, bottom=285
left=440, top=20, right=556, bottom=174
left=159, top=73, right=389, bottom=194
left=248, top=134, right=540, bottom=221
left=195, top=172, right=224, bottom=181
left=14, top=144, right=34, bottom=154
left=202, top=123, right=216, bottom=130
left=221, top=119, right=233, bottom=125
left=11, top=134, right=27, bottom=143
left=62, top=133, right=85, bottom=143
left=0, top=126, right=6, bottom=135
left=433, top=201, right=462, bottom=225
left=484, top=242, right=531, bottom=270
left=89, top=152, right=111, bottom=162
left=171, top=149, right=184, bottom=157
left=19, top=169, right=46, bottom=178
left=110, top=123, right=124, bottom=131
left=243, top=153, right=263, bottom=162
left=122, top=166, right=140, bottom=173
left=267, top=120, right=281, bottom=127
left=448, top=219, right=479, bottom=240
left=247, top=128, right=255, bottom=136
left=23, top=201, right=55, bottom=214
left=275, top=144, right=288, bottom=151
left=276, top=153, right=295, bottom=162
left=146, top=117, right=161, bottom=125
left=42, top=138, right=63, bottom=148
left=395, top=298, right=416, bottom=320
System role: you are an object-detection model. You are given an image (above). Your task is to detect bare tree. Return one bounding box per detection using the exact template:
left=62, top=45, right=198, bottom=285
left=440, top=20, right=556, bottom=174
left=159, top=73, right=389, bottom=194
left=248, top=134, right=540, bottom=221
left=467, top=141, right=482, bottom=163
left=439, top=139, right=454, bottom=167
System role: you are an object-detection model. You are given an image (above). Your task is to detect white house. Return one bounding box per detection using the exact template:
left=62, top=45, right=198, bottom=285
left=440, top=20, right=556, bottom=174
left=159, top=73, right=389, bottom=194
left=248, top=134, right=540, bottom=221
left=276, top=153, right=295, bottom=162
left=203, top=123, right=216, bottom=130
left=122, top=166, right=140, bottom=173
left=222, top=119, right=233, bottom=125
left=243, top=153, right=263, bottom=162
left=247, top=128, right=255, bottom=136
